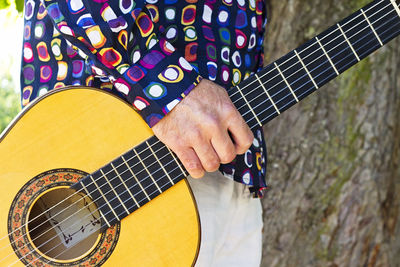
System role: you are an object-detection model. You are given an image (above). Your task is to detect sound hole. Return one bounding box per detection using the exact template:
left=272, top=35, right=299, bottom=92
left=27, top=187, right=101, bottom=261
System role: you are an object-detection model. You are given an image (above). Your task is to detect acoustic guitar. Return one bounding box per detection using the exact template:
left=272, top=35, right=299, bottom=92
left=0, top=0, right=399, bottom=265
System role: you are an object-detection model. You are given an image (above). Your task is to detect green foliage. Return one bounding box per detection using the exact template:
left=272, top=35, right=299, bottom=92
left=15, top=0, right=23, bottom=12
left=0, top=75, right=20, bottom=133
left=0, top=0, right=9, bottom=10
left=0, top=0, right=24, bottom=12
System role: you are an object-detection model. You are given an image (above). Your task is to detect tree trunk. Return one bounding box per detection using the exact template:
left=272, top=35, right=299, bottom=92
left=261, top=1, right=400, bottom=266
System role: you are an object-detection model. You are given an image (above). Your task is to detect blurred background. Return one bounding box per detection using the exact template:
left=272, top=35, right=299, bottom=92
left=1, top=0, right=399, bottom=266
left=0, top=0, right=23, bottom=132
left=262, top=0, right=399, bottom=266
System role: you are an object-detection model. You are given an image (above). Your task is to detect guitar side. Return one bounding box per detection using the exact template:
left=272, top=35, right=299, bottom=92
left=0, top=87, right=200, bottom=266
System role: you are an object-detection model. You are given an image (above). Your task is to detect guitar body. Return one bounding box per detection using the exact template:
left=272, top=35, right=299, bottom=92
left=0, top=87, right=200, bottom=266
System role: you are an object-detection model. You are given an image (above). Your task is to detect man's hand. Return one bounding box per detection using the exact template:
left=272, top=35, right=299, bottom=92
left=152, top=79, right=254, bottom=178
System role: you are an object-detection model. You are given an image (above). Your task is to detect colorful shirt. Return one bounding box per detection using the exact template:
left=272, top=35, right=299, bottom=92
left=21, top=0, right=268, bottom=197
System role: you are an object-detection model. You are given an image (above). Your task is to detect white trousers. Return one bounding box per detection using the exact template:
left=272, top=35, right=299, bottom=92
left=187, top=171, right=263, bottom=267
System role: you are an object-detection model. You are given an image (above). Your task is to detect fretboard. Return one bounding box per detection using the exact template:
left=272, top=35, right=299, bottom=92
left=229, top=0, right=400, bottom=130
left=72, top=136, right=188, bottom=229
left=72, top=0, right=400, bottom=230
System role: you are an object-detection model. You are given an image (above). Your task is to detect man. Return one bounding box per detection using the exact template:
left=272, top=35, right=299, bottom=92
left=21, top=0, right=268, bottom=265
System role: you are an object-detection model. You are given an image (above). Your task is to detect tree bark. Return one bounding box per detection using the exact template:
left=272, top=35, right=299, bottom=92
left=261, top=1, right=400, bottom=266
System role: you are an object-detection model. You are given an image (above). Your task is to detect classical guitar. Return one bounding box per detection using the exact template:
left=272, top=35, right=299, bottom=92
left=0, top=0, right=399, bottom=266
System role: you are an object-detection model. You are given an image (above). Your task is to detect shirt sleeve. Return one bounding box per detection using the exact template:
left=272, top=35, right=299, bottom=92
left=42, top=0, right=202, bottom=127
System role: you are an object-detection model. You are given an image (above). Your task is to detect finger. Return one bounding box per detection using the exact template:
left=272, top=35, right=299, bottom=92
left=174, top=147, right=205, bottom=178
left=227, top=113, right=254, bottom=155
left=193, top=140, right=221, bottom=173
left=211, top=129, right=236, bottom=164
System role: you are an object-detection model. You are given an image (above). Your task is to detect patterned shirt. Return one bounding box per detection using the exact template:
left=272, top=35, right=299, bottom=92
left=21, top=0, right=268, bottom=197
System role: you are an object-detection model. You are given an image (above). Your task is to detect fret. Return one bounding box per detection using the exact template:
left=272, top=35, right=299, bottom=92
left=90, top=170, right=129, bottom=220
left=235, top=85, right=263, bottom=126
left=273, top=51, right=316, bottom=102
left=134, top=142, right=168, bottom=194
left=74, top=176, right=116, bottom=227
left=273, top=63, right=299, bottom=102
left=69, top=0, right=400, bottom=230
left=145, top=140, right=174, bottom=185
left=99, top=168, right=130, bottom=215
left=89, top=174, right=121, bottom=222
left=146, top=136, right=186, bottom=184
left=110, top=162, right=140, bottom=208
left=337, top=23, right=361, bottom=62
left=391, top=0, right=400, bottom=18
left=339, top=10, right=380, bottom=61
left=296, top=39, right=337, bottom=88
left=98, top=210, right=111, bottom=228
left=167, top=146, right=188, bottom=178
left=318, top=24, right=358, bottom=73
left=114, top=155, right=148, bottom=204
left=249, top=65, right=293, bottom=126
left=130, top=147, right=163, bottom=200
left=254, top=74, right=281, bottom=113
left=229, top=84, right=260, bottom=125
left=77, top=180, right=109, bottom=225
left=294, top=50, right=319, bottom=89
left=79, top=180, right=91, bottom=196
left=316, top=36, right=340, bottom=76
left=361, top=8, right=383, bottom=46
left=232, top=83, right=270, bottom=129
left=366, top=0, right=400, bottom=45
left=101, top=162, right=138, bottom=213
left=132, top=147, right=162, bottom=195
left=79, top=179, right=111, bottom=227
left=121, top=153, right=151, bottom=201
left=255, top=63, right=295, bottom=115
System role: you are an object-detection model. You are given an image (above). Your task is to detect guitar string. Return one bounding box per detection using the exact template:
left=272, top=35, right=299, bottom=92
left=0, top=141, right=180, bottom=263
left=0, top=138, right=172, bottom=250
left=38, top=15, right=400, bottom=262
left=249, top=26, right=400, bottom=130
left=11, top=16, right=400, bottom=266
left=6, top=158, right=185, bottom=266
left=227, top=0, right=387, bottom=99
left=233, top=1, right=395, bottom=114
left=4, top=0, right=389, bottom=245
left=40, top=169, right=192, bottom=266
left=1, top=1, right=397, bottom=264
left=1, top=0, right=395, bottom=258
left=40, top=0, right=400, bottom=251
left=6, top=3, right=400, bottom=266
left=240, top=8, right=399, bottom=128
left=245, top=14, right=400, bottom=130
left=38, top=173, right=185, bottom=267
left=2, top=0, right=396, bottom=256
left=10, top=163, right=184, bottom=267
left=37, top=5, right=400, bottom=265
left=234, top=4, right=395, bottom=115
left=250, top=24, right=400, bottom=130
left=45, top=18, right=400, bottom=266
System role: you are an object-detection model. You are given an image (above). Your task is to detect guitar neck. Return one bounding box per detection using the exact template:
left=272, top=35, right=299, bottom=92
left=72, top=0, right=400, bottom=229
left=229, top=0, right=400, bottom=130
